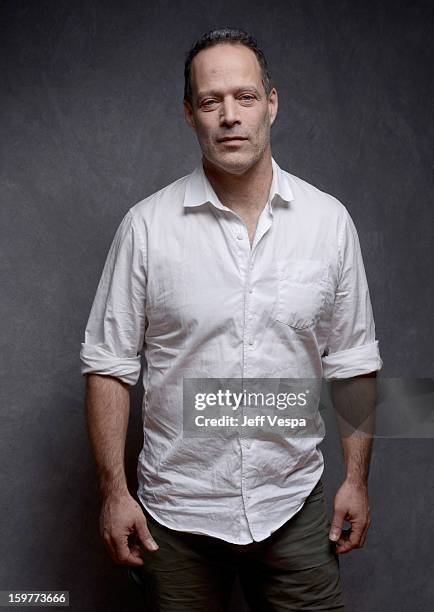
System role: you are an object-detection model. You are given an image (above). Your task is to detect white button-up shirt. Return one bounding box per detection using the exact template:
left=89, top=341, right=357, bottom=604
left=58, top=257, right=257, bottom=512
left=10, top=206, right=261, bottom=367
left=80, top=156, right=382, bottom=544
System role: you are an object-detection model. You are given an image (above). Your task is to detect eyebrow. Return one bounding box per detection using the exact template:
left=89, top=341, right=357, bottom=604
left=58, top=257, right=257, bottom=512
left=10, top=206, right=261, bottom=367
left=197, top=85, right=261, bottom=101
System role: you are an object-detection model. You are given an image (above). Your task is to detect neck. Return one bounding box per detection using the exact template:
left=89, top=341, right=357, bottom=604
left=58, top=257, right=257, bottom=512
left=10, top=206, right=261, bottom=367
left=202, top=150, right=273, bottom=214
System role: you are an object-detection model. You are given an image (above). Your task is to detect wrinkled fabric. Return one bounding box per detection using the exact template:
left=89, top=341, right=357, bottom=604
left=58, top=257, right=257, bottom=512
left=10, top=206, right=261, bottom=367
left=80, top=156, right=382, bottom=544
left=133, top=479, right=346, bottom=611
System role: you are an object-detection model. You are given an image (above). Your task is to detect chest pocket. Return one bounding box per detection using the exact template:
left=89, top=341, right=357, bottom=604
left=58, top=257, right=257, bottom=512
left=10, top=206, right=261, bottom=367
left=275, top=259, right=331, bottom=330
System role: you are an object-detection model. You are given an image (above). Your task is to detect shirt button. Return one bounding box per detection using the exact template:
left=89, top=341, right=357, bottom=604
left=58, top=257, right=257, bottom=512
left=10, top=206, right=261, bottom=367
left=249, top=287, right=253, bottom=294
left=236, top=234, right=243, bottom=240
left=248, top=339, right=254, bottom=345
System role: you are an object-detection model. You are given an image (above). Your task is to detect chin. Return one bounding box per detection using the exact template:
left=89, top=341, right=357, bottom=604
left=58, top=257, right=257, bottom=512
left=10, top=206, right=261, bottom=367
left=210, top=152, right=256, bottom=175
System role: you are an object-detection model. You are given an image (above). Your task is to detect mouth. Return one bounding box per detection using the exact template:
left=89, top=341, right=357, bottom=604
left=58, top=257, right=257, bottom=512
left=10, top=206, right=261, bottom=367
left=217, top=137, right=248, bottom=143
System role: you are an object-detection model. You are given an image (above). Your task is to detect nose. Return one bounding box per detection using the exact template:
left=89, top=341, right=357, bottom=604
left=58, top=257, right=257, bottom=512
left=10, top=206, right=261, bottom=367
left=219, top=97, right=241, bottom=127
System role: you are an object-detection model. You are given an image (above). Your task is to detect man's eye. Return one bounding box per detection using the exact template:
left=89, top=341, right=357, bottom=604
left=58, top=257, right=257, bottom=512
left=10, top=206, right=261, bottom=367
left=240, top=95, right=255, bottom=102
left=202, top=100, right=217, bottom=107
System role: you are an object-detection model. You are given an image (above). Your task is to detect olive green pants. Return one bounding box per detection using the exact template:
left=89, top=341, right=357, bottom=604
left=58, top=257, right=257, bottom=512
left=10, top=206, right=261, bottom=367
left=131, top=479, right=346, bottom=611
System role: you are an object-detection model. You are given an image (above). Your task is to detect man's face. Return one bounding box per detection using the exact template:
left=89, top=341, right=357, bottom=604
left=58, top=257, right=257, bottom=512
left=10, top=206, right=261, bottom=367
left=184, top=43, right=278, bottom=175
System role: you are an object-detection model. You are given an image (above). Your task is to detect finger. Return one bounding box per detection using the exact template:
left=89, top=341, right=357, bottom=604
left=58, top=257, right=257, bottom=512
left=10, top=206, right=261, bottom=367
left=135, top=517, right=159, bottom=552
left=329, top=508, right=346, bottom=542
left=110, top=532, right=145, bottom=566
left=335, top=528, right=352, bottom=554
left=347, top=520, right=365, bottom=549
left=336, top=540, right=352, bottom=554
left=335, top=527, right=351, bottom=546
left=130, top=543, right=145, bottom=560
left=336, top=521, right=366, bottom=554
left=102, top=529, right=119, bottom=562
left=359, top=515, right=372, bottom=548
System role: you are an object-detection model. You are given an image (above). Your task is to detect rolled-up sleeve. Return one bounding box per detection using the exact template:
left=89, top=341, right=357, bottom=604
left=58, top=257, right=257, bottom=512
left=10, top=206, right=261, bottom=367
left=79, top=209, right=147, bottom=386
left=322, top=208, right=383, bottom=379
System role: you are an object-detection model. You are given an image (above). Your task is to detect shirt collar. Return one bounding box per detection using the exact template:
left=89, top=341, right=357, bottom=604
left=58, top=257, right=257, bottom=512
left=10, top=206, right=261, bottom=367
left=183, top=156, right=294, bottom=213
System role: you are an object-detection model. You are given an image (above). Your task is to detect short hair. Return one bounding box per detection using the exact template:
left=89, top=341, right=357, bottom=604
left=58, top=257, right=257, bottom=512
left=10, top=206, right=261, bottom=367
left=184, top=27, right=272, bottom=106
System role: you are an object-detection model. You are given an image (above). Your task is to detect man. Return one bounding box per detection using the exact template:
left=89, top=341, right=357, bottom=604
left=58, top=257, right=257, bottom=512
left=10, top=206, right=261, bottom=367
left=80, top=27, right=382, bottom=611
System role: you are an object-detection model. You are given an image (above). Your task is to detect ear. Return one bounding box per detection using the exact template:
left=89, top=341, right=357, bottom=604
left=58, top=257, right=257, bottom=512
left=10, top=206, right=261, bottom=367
left=268, top=87, right=278, bottom=127
left=183, top=99, right=196, bottom=130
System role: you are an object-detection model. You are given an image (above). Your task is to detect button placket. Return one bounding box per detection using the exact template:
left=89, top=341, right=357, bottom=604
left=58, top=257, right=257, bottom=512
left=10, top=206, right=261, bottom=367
left=223, top=206, right=275, bottom=539
left=244, top=209, right=273, bottom=355
left=245, top=256, right=256, bottom=351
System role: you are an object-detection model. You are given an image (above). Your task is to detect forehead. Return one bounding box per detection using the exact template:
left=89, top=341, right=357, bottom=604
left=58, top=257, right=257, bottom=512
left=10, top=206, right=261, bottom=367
left=190, top=43, right=262, bottom=94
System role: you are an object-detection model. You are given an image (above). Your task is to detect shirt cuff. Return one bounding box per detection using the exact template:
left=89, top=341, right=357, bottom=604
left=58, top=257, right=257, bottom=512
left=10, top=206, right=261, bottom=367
left=322, top=340, right=383, bottom=379
left=79, top=343, right=142, bottom=386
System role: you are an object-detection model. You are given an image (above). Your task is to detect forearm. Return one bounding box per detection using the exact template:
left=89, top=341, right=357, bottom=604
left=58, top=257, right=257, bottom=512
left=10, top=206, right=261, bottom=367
left=85, top=373, right=130, bottom=498
left=341, top=431, right=373, bottom=486
left=330, top=373, right=378, bottom=486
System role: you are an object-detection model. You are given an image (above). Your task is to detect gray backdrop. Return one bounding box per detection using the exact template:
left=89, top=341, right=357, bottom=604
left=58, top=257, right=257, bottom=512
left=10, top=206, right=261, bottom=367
left=1, top=0, right=433, bottom=610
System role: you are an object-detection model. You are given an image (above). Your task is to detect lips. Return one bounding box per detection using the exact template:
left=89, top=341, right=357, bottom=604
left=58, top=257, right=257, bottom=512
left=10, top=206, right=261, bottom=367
left=218, top=137, right=248, bottom=142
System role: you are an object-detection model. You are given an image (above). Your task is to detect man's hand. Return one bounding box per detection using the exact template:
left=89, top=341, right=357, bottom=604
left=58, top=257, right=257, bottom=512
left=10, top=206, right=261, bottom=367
left=99, top=492, right=159, bottom=566
left=328, top=480, right=371, bottom=554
